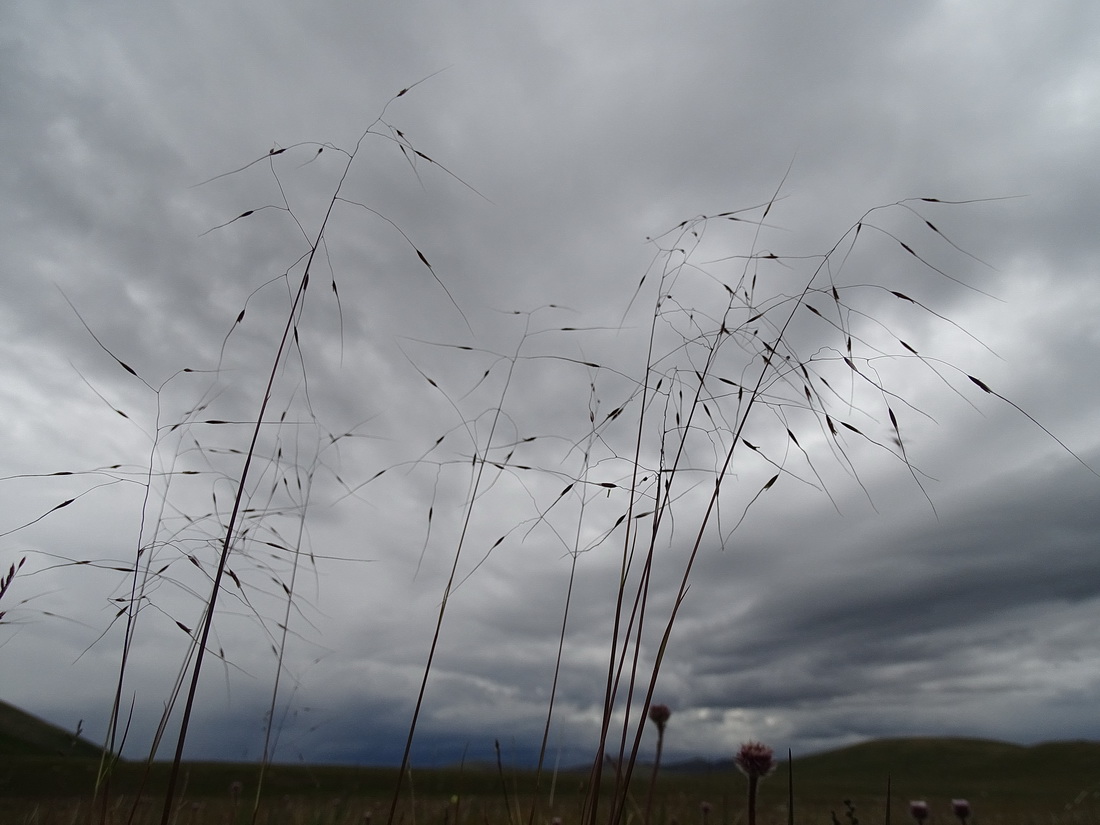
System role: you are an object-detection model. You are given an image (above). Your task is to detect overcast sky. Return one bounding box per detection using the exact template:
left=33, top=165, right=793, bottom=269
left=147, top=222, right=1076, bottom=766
left=3, top=1, right=1100, bottom=769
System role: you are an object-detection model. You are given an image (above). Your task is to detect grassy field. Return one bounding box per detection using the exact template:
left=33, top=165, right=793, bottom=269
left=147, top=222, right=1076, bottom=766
left=4, top=730, right=1100, bottom=825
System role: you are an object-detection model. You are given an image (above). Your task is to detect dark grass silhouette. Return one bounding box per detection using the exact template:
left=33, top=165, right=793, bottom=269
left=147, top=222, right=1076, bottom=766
left=1, top=78, right=1095, bottom=825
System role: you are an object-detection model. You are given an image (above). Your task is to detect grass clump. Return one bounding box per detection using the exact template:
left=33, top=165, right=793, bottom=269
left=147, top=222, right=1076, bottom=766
left=1, top=77, right=1093, bottom=825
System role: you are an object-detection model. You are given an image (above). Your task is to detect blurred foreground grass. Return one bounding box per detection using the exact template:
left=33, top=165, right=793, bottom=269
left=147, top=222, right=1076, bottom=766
left=4, top=738, right=1100, bottom=825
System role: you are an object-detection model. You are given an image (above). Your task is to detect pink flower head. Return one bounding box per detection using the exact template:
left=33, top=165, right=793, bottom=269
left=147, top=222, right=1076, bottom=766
left=909, top=801, right=929, bottom=823
left=648, top=703, right=672, bottom=732
left=734, top=741, right=776, bottom=779
left=952, top=800, right=971, bottom=821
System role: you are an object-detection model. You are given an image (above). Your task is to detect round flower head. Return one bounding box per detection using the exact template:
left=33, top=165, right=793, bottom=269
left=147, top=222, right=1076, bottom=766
left=648, top=703, right=672, bottom=732
left=909, top=801, right=929, bottom=823
left=734, top=741, right=776, bottom=779
left=952, top=800, right=971, bottom=821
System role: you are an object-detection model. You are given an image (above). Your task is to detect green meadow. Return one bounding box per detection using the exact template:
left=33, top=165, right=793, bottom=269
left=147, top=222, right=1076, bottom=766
left=4, top=702, right=1100, bottom=825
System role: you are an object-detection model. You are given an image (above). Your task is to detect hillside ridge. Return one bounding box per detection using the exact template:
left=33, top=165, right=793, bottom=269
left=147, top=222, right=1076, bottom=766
left=0, top=698, right=105, bottom=759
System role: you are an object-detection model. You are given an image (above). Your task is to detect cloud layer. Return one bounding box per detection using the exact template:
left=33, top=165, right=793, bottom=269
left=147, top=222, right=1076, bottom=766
left=3, top=0, right=1099, bottom=767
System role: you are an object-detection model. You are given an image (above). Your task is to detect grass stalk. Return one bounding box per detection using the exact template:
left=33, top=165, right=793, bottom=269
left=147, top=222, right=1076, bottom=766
left=8, top=79, right=1091, bottom=825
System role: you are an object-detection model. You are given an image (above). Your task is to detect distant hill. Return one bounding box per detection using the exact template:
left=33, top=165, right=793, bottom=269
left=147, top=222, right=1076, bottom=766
left=1, top=710, right=1100, bottom=813
left=785, top=735, right=1100, bottom=795
left=3, top=697, right=1100, bottom=808
left=0, top=699, right=105, bottom=759
left=659, top=737, right=1017, bottom=774
left=657, top=736, right=1100, bottom=811
left=667, top=735, right=1100, bottom=773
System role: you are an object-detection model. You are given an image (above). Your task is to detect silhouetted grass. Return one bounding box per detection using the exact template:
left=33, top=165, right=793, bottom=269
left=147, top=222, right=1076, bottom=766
left=3, top=77, right=1095, bottom=825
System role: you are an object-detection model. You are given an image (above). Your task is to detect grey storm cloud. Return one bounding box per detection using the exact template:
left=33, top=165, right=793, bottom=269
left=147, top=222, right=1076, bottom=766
left=2, top=0, right=1100, bottom=767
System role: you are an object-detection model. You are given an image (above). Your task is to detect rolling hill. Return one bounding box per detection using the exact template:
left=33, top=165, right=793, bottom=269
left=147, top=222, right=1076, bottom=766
left=0, top=698, right=105, bottom=759
left=3, top=698, right=1100, bottom=816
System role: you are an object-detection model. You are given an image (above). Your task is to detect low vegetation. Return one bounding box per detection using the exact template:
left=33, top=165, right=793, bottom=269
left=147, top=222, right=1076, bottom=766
left=3, top=706, right=1100, bottom=825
